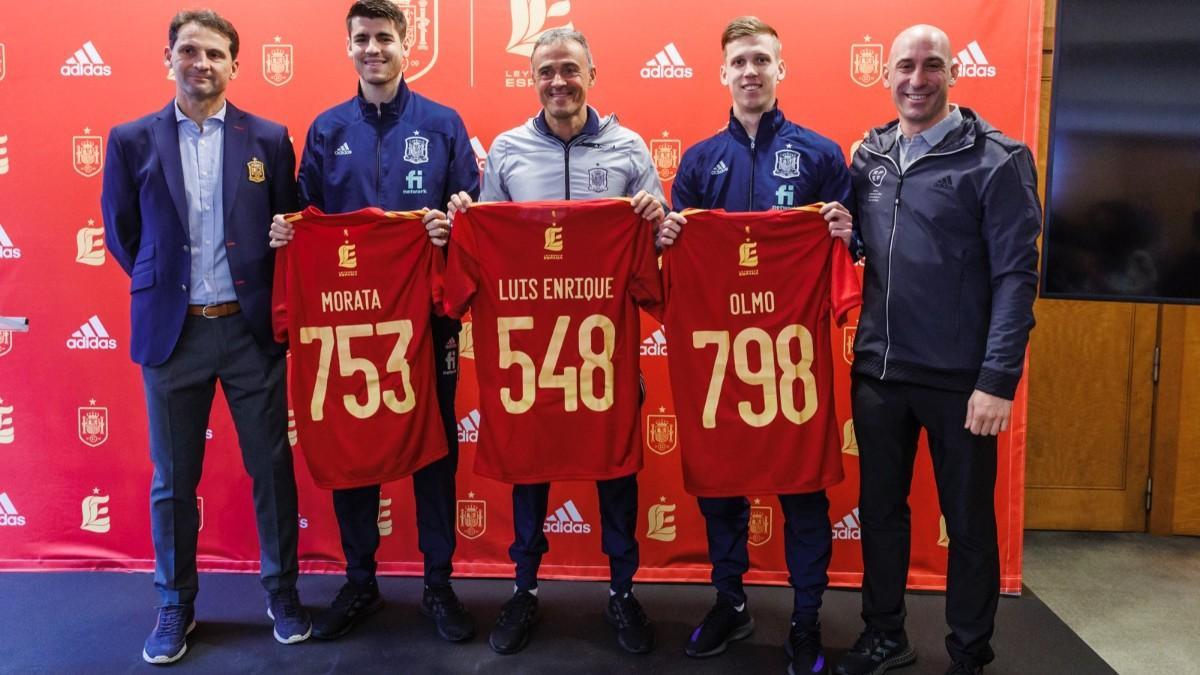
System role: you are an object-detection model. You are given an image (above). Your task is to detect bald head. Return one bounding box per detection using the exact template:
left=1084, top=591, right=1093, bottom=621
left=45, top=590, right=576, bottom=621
left=889, top=24, right=952, bottom=67
left=883, top=24, right=957, bottom=136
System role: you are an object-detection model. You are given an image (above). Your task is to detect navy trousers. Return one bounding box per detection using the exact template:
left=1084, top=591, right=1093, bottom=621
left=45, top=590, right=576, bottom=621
left=851, top=375, right=1000, bottom=667
left=699, top=491, right=831, bottom=623
left=510, top=473, right=640, bottom=594
left=333, top=316, right=461, bottom=587
left=143, top=313, right=299, bottom=605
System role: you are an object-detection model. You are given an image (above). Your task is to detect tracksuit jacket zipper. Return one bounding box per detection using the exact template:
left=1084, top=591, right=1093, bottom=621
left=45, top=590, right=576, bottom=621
left=862, top=142, right=973, bottom=379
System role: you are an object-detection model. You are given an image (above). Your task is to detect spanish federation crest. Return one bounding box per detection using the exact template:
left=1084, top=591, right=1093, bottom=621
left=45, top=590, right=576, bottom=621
left=650, top=133, right=681, bottom=182
left=748, top=500, right=773, bottom=546
left=262, top=38, right=293, bottom=87
left=396, top=0, right=438, bottom=82
left=78, top=400, right=108, bottom=447
left=0, top=330, right=11, bottom=357
left=404, top=133, right=430, bottom=164
left=588, top=167, right=609, bottom=193
left=850, top=40, right=884, bottom=87
left=772, top=147, right=800, bottom=179
left=457, top=494, right=486, bottom=539
left=645, top=412, right=677, bottom=456
left=843, top=324, right=857, bottom=364
left=72, top=130, right=103, bottom=178
left=247, top=157, right=266, bottom=183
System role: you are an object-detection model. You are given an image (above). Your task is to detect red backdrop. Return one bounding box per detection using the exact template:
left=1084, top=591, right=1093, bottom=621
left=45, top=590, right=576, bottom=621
left=0, top=0, right=1042, bottom=594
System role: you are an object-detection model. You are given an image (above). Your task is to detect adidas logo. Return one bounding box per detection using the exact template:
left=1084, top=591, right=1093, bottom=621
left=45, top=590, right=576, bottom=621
left=832, top=507, right=861, bottom=540
left=710, top=160, right=729, bottom=176
left=544, top=499, right=592, bottom=534
left=0, top=492, right=26, bottom=527
left=640, top=326, right=667, bottom=357
left=641, top=42, right=692, bottom=79
left=934, top=175, right=953, bottom=190
left=952, top=41, right=996, bottom=78
left=457, top=409, right=481, bottom=444
left=0, top=224, right=20, bottom=259
left=61, top=41, right=112, bottom=77
left=334, top=142, right=352, bottom=156
left=67, top=315, right=117, bottom=350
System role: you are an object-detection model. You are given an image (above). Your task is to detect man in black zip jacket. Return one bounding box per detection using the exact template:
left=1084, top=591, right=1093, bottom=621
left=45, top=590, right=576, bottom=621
left=831, top=25, right=1041, bottom=675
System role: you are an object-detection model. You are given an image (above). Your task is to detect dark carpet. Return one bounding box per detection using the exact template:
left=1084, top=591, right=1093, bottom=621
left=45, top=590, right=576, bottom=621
left=0, top=572, right=1112, bottom=674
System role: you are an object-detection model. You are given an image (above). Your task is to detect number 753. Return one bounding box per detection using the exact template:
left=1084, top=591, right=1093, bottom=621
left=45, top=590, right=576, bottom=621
left=299, top=320, right=415, bottom=421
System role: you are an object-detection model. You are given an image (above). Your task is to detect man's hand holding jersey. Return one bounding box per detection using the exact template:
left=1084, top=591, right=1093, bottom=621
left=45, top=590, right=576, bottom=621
left=821, top=201, right=854, bottom=246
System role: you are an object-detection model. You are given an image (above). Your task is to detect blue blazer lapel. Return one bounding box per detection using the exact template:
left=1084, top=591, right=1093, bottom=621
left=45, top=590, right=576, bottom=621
left=151, top=101, right=189, bottom=234
left=222, top=102, right=248, bottom=227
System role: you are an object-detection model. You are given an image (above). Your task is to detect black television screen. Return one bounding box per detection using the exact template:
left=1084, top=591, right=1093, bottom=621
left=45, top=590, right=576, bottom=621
left=1041, top=0, right=1200, bottom=304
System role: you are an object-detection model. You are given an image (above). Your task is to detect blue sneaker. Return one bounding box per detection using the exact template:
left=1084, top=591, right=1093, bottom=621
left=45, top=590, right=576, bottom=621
left=267, top=587, right=312, bottom=644
left=142, top=604, right=197, bottom=664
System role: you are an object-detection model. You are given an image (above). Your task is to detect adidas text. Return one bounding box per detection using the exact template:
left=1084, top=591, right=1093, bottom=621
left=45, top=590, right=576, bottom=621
left=61, top=63, right=112, bottom=77
left=544, top=520, right=591, bottom=534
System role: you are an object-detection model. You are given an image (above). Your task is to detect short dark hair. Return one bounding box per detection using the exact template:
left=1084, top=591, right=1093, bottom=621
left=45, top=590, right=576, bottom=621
left=168, top=9, right=240, bottom=60
left=346, top=0, right=407, bottom=37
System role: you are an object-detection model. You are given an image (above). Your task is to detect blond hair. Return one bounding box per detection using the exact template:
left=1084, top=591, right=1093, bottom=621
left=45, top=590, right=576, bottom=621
left=720, top=16, right=780, bottom=52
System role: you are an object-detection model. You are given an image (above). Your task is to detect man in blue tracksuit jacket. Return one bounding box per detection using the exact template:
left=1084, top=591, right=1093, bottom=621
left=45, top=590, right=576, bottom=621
left=270, top=0, right=479, bottom=644
left=661, top=16, right=854, bottom=675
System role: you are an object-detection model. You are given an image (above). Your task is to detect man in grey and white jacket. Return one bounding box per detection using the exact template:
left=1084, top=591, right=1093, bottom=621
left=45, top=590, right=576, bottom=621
left=447, top=27, right=664, bottom=658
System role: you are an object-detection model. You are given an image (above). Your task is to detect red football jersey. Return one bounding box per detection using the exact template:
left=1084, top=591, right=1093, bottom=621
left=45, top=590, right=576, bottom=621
left=662, top=206, right=861, bottom=496
left=272, top=207, right=448, bottom=489
left=444, top=199, right=664, bottom=483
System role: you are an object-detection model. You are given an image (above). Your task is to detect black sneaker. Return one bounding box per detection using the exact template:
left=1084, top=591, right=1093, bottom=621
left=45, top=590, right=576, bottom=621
left=684, top=594, right=755, bottom=658
left=489, top=590, right=539, bottom=655
left=267, top=587, right=312, bottom=644
left=311, top=581, right=384, bottom=640
left=420, top=584, right=476, bottom=642
left=786, top=621, right=827, bottom=674
left=835, top=629, right=916, bottom=675
left=604, top=592, right=654, bottom=654
left=945, top=662, right=982, bottom=675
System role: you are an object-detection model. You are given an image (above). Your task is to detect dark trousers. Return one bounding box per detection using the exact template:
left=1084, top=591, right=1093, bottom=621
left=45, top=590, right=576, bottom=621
left=143, top=314, right=299, bottom=605
left=333, top=317, right=460, bottom=587
left=510, top=473, right=640, bottom=594
left=699, top=491, right=831, bottom=623
left=852, top=376, right=999, bottom=667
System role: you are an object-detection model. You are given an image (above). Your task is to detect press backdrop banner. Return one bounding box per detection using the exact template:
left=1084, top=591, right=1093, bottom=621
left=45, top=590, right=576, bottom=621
left=0, top=0, right=1042, bottom=594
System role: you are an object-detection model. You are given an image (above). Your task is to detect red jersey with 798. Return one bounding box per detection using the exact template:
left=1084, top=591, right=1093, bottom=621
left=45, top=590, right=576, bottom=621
left=662, top=206, right=861, bottom=496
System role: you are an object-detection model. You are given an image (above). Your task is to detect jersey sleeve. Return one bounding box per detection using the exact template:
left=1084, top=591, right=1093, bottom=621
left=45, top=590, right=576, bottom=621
left=830, top=241, right=863, bottom=326
left=629, top=217, right=665, bottom=321
left=443, top=213, right=481, bottom=319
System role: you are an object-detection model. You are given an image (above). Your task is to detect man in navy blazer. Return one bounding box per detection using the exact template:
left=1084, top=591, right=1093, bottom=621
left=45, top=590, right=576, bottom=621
left=101, top=9, right=310, bottom=664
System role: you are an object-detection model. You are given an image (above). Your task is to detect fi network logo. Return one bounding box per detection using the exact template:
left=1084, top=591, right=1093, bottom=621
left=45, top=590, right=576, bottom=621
left=952, top=41, right=997, bottom=78
left=61, top=41, right=112, bottom=77
left=641, top=43, right=692, bottom=79
left=544, top=499, right=591, bottom=534
left=0, top=492, right=26, bottom=526
left=67, top=315, right=117, bottom=350
left=0, top=224, right=20, bottom=259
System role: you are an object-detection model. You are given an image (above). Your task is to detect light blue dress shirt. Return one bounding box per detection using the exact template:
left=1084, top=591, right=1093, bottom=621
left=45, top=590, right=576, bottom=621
left=175, top=102, right=236, bottom=305
left=897, top=105, right=963, bottom=171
